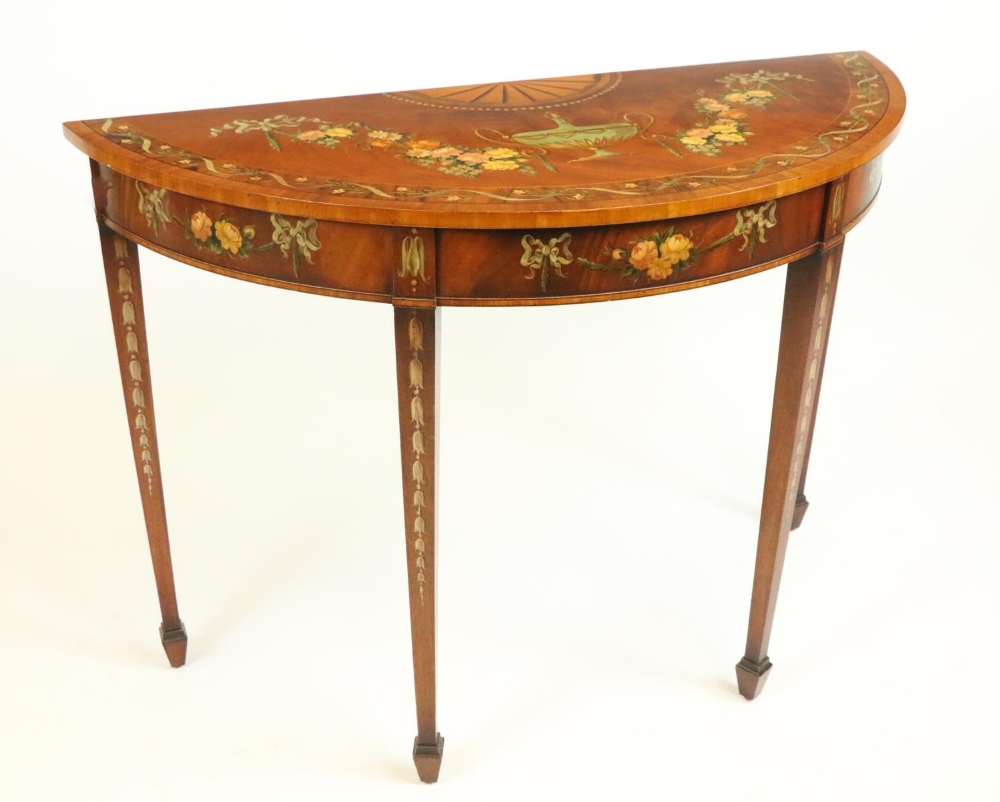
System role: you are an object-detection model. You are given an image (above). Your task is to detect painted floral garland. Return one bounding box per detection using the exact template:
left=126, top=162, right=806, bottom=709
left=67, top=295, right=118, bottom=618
left=134, top=181, right=321, bottom=277
left=210, top=115, right=537, bottom=179
left=522, top=200, right=780, bottom=291
left=676, top=70, right=808, bottom=156
left=578, top=229, right=701, bottom=281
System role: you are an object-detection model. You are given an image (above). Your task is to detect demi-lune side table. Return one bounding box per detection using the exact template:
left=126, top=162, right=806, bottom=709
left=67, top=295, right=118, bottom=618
left=65, top=52, right=904, bottom=782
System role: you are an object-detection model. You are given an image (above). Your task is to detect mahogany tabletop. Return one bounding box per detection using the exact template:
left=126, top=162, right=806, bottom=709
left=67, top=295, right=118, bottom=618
left=64, top=51, right=903, bottom=229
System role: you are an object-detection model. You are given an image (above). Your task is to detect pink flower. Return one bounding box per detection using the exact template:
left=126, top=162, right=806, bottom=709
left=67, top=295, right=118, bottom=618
left=457, top=152, right=489, bottom=164
left=431, top=147, right=462, bottom=159
left=298, top=130, right=326, bottom=141
left=686, top=128, right=714, bottom=138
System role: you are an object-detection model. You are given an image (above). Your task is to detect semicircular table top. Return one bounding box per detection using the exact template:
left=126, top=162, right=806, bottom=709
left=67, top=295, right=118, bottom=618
left=64, top=51, right=903, bottom=229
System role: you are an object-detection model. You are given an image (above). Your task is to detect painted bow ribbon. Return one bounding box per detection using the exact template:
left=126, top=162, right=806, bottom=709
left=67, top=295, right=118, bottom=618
left=733, top=199, right=777, bottom=259
left=210, top=115, right=310, bottom=150
left=270, top=214, right=321, bottom=277
left=520, top=233, right=573, bottom=293
left=136, top=181, right=171, bottom=234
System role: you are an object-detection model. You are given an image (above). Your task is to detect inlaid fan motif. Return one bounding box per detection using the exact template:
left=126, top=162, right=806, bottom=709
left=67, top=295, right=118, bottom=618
left=386, top=73, right=621, bottom=110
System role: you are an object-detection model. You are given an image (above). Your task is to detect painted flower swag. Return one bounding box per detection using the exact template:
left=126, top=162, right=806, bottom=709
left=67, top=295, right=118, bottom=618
left=210, top=116, right=536, bottom=179
left=135, top=181, right=321, bottom=276
left=521, top=200, right=780, bottom=293
left=677, top=69, right=808, bottom=156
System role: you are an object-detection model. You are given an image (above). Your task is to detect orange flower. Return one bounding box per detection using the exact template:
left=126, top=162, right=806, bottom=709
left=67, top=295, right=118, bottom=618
left=698, top=99, right=730, bottom=112
left=410, top=139, right=441, bottom=150
left=214, top=220, right=243, bottom=254
left=646, top=258, right=674, bottom=281
left=718, top=109, right=747, bottom=119
left=628, top=240, right=658, bottom=270
left=190, top=211, right=213, bottom=242
left=369, top=139, right=391, bottom=148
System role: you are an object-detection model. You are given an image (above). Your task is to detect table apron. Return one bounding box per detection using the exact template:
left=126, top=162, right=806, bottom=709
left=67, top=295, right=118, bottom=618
left=93, top=162, right=880, bottom=306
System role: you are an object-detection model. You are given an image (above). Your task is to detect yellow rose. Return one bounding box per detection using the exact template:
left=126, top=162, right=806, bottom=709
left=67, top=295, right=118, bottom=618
left=646, top=258, right=674, bottom=280
left=661, top=234, right=692, bottom=265
left=628, top=240, right=658, bottom=270
left=746, top=89, right=773, bottom=98
left=611, top=248, right=627, bottom=261
left=680, top=136, right=707, bottom=146
left=242, top=225, right=256, bottom=241
left=190, top=211, right=213, bottom=242
left=214, top=220, right=243, bottom=254
left=482, top=159, right=520, bottom=171
left=724, top=92, right=749, bottom=102
left=709, top=123, right=738, bottom=133
left=715, top=133, right=745, bottom=143
left=324, top=127, right=353, bottom=138
left=483, top=147, right=519, bottom=160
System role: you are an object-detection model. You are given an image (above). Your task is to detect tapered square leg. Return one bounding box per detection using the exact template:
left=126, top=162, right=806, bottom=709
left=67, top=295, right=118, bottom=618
left=737, top=243, right=843, bottom=698
left=394, top=305, right=444, bottom=782
left=98, top=225, right=187, bottom=667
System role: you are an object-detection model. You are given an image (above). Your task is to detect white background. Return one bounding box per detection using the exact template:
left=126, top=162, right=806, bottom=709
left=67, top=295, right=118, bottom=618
left=2, top=2, right=998, bottom=800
